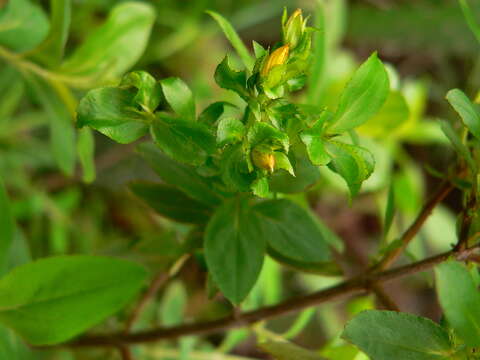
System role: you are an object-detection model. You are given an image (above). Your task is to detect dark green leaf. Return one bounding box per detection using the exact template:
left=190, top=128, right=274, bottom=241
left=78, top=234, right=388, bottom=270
left=214, top=56, right=249, bottom=100
left=325, top=141, right=375, bottom=196
left=77, top=86, right=149, bottom=144
left=254, top=199, right=331, bottom=263
left=446, top=88, right=480, bottom=141
left=217, top=117, right=245, bottom=145
left=150, top=114, right=215, bottom=166
left=440, top=120, right=476, bottom=171
left=267, top=248, right=341, bottom=276
left=160, top=77, right=195, bottom=120
left=25, top=75, right=76, bottom=176
left=198, top=101, right=235, bottom=125
left=205, top=197, right=265, bottom=304
left=342, top=310, right=455, bottom=360
left=259, top=340, right=327, bottom=360
left=121, top=71, right=162, bottom=113
left=0, top=255, right=147, bottom=345
left=328, top=52, right=389, bottom=133
left=207, top=11, right=255, bottom=70
left=137, top=143, right=222, bottom=206
left=220, top=144, right=255, bottom=192
left=130, top=182, right=212, bottom=224
left=60, top=3, right=155, bottom=81
left=0, top=0, right=49, bottom=51
left=435, top=260, right=480, bottom=347
left=28, top=0, right=71, bottom=67
left=0, top=177, right=14, bottom=273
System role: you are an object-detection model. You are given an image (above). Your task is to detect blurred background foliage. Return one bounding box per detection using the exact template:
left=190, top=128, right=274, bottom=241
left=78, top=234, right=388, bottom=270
left=0, top=0, right=479, bottom=359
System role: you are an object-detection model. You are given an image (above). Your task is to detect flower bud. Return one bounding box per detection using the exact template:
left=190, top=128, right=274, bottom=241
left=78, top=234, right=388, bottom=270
left=260, top=44, right=290, bottom=77
left=251, top=147, right=275, bottom=173
left=283, top=9, right=305, bottom=49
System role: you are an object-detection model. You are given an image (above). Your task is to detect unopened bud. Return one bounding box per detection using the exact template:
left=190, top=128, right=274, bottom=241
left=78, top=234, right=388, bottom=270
left=260, top=44, right=290, bottom=77
left=251, top=147, right=275, bottom=173
left=283, top=9, right=305, bottom=49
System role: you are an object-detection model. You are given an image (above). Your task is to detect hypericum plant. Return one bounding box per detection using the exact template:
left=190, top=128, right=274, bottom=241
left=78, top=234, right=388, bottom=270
left=2, top=1, right=480, bottom=360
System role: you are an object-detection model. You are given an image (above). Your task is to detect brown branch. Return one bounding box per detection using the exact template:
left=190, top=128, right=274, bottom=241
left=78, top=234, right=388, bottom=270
left=68, top=244, right=480, bottom=348
left=373, top=181, right=454, bottom=271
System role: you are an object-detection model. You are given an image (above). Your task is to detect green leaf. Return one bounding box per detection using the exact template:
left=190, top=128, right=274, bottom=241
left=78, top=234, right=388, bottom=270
left=130, top=182, right=212, bottom=224
left=150, top=114, right=215, bottom=166
left=214, top=56, right=249, bottom=100
left=0, top=177, right=14, bottom=273
left=198, top=101, right=235, bottom=125
left=60, top=2, right=155, bottom=81
left=207, top=11, right=255, bottom=70
left=121, top=71, right=162, bottom=113
left=267, top=248, right=341, bottom=276
left=77, top=128, right=95, bottom=183
left=28, top=0, right=71, bottom=67
left=446, top=88, right=480, bottom=141
left=274, top=152, right=294, bottom=176
left=259, top=340, right=327, bottom=360
left=137, top=143, right=222, bottom=206
left=25, top=75, right=76, bottom=176
left=328, top=52, right=389, bottom=133
left=160, top=281, right=187, bottom=326
left=217, top=117, right=245, bottom=145
left=435, top=260, right=480, bottom=347
left=440, top=120, right=476, bottom=172
left=254, top=199, right=331, bottom=263
left=300, top=112, right=332, bottom=166
left=77, top=86, right=149, bottom=144
left=325, top=141, right=375, bottom=196
left=0, top=255, right=147, bottom=345
left=342, top=310, right=455, bottom=360
left=160, top=77, right=195, bottom=120
left=0, top=0, right=49, bottom=52
left=205, top=197, right=265, bottom=304
left=247, top=122, right=289, bottom=152
left=220, top=144, right=256, bottom=192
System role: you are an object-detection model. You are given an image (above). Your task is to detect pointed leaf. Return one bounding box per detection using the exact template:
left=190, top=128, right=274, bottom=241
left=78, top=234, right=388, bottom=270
left=446, top=88, right=480, bottom=141
left=160, top=77, right=195, bottom=120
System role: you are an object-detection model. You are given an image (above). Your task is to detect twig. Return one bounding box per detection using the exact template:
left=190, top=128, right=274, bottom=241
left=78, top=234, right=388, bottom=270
left=373, top=181, right=454, bottom=271
left=67, top=244, right=480, bottom=348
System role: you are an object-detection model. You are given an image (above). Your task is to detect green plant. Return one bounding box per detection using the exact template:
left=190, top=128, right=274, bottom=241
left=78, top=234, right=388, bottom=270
left=2, top=0, right=480, bottom=359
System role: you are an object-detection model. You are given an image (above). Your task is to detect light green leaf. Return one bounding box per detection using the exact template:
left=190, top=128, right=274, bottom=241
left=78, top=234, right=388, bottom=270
left=160, top=77, right=195, bottom=120
left=25, top=74, right=76, bottom=176
left=0, top=0, right=49, bottom=51
left=217, top=117, right=245, bottom=145
left=77, top=128, right=95, bottom=183
left=342, top=310, right=455, bottom=360
left=129, top=182, right=212, bottom=224
left=121, top=71, right=162, bottom=113
left=446, top=88, right=480, bottom=141
left=325, top=141, right=375, bottom=196
left=247, top=122, right=289, bottom=152
left=160, top=281, right=187, bottom=327
left=205, top=197, right=265, bottom=304
left=274, top=152, right=294, bottom=176
left=137, top=143, right=222, bottom=206
left=254, top=199, right=331, bottom=263
left=259, top=340, right=327, bottom=360
left=300, top=112, right=332, bottom=166
left=214, top=56, right=249, bottom=100
left=0, top=255, right=147, bottom=345
left=328, top=52, right=389, bottom=133
left=150, top=114, right=215, bottom=166
left=0, top=177, right=14, bottom=273
left=440, top=120, right=476, bottom=172
left=60, top=2, right=155, bottom=81
left=207, top=11, right=255, bottom=70
left=28, top=0, right=71, bottom=67
left=198, top=101, right=236, bottom=125
left=77, top=86, right=149, bottom=144
left=435, top=260, right=480, bottom=347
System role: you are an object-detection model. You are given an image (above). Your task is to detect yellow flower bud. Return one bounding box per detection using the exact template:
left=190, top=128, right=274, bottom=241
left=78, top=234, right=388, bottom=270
left=251, top=147, right=275, bottom=173
left=260, top=44, right=290, bottom=77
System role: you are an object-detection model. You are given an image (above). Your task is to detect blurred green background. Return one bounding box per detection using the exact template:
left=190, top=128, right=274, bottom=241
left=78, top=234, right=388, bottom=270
left=1, top=0, right=479, bottom=359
